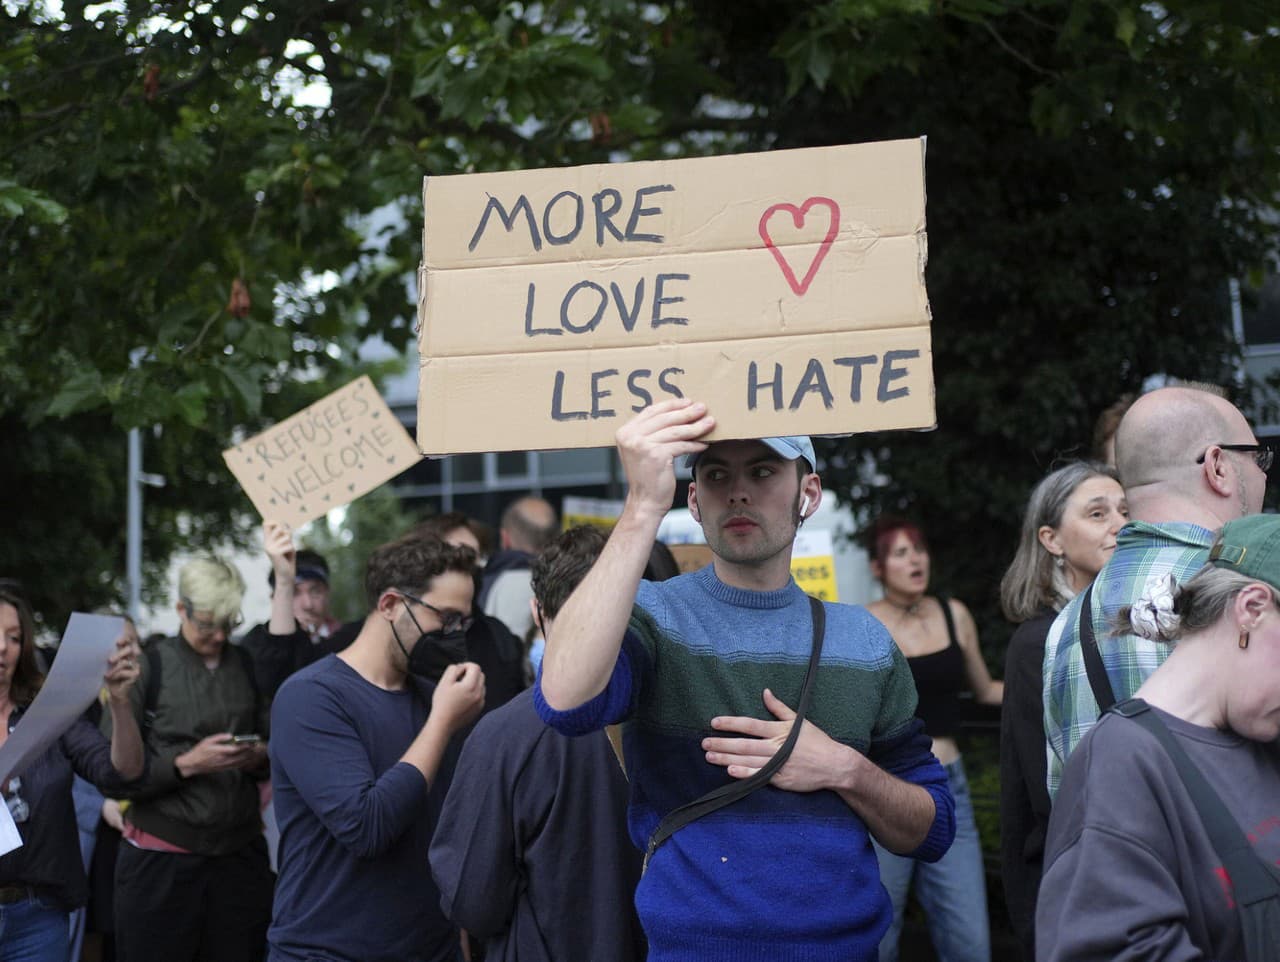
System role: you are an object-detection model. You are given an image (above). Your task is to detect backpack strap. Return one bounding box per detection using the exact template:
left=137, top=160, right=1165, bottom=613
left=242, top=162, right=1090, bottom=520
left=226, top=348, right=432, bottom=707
left=643, top=595, right=826, bottom=871
left=142, top=642, right=163, bottom=733
left=1111, top=699, right=1280, bottom=911
left=1077, top=583, right=1117, bottom=712
left=141, top=640, right=258, bottom=731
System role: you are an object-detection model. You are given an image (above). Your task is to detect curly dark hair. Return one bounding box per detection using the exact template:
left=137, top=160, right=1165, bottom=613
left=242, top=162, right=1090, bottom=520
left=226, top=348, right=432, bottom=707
left=363, top=535, right=478, bottom=609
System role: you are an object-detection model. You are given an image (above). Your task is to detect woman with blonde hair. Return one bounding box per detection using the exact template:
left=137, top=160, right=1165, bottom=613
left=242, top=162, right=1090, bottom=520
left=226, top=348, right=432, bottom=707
left=996, top=461, right=1127, bottom=960
left=108, top=557, right=274, bottom=962
left=1038, top=514, right=1280, bottom=961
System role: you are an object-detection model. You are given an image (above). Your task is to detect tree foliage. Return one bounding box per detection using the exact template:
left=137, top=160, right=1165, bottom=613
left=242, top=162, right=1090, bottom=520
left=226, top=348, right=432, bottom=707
left=3, top=0, right=1277, bottom=645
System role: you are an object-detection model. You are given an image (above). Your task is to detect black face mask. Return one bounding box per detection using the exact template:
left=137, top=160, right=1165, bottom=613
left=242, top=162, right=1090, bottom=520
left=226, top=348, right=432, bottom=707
left=391, top=594, right=471, bottom=682
left=402, top=627, right=469, bottom=681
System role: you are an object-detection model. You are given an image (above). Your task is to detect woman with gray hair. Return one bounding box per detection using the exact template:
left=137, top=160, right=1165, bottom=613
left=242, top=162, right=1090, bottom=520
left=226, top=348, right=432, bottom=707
left=1038, top=514, right=1280, bottom=961
left=997, top=461, right=1127, bottom=961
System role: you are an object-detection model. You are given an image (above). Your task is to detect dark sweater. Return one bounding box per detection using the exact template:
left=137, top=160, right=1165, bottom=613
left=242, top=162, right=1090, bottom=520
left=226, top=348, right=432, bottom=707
left=267, top=656, right=457, bottom=962
left=998, top=608, right=1057, bottom=962
left=0, top=713, right=133, bottom=909
left=431, top=689, right=645, bottom=962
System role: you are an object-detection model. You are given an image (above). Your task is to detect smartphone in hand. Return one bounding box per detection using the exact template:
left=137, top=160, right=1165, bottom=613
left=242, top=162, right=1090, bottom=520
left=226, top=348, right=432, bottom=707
left=227, top=734, right=262, bottom=745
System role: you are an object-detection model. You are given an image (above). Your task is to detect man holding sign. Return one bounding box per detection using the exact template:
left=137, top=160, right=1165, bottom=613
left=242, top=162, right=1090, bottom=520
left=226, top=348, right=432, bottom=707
left=536, top=400, right=954, bottom=962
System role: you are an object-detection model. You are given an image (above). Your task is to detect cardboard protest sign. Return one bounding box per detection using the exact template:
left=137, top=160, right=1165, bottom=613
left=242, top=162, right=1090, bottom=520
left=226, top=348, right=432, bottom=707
left=418, top=138, right=933, bottom=454
left=222, top=377, right=421, bottom=527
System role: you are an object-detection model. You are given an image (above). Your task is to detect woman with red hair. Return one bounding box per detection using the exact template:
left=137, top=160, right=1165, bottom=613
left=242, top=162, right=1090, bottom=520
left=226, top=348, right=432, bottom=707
left=865, top=518, right=1003, bottom=962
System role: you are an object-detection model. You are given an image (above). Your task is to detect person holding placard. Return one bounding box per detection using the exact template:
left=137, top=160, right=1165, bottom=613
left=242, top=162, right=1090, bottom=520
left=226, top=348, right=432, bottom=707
left=243, top=522, right=345, bottom=701
left=0, top=581, right=143, bottom=962
left=536, top=399, right=954, bottom=962
left=863, top=517, right=1003, bottom=962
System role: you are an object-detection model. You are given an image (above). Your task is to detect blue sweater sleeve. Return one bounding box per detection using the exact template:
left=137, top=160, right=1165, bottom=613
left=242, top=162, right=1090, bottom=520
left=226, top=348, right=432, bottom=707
left=534, top=630, right=648, bottom=734
left=869, top=717, right=956, bottom=862
left=270, top=673, right=428, bottom=860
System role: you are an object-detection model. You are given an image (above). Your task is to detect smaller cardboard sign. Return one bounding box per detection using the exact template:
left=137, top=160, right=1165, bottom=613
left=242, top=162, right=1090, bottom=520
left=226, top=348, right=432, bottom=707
left=668, top=543, right=713, bottom=575
left=561, top=496, right=624, bottom=531
left=222, top=376, right=421, bottom=528
left=792, top=529, right=838, bottom=601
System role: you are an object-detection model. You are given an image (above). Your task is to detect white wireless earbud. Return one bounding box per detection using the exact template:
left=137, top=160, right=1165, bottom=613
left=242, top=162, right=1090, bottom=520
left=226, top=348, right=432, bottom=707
left=798, top=495, right=811, bottom=518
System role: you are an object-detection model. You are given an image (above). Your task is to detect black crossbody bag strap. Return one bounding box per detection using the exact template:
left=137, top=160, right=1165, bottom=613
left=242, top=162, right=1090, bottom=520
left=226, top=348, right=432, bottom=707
left=643, top=595, right=826, bottom=872
left=1077, top=583, right=1117, bottom=712
left=1111, top=700, right=1280, bottom=921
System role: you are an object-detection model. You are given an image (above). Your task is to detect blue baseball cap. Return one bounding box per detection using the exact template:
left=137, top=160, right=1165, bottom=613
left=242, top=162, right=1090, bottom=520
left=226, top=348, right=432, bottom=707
left=685, top=436, right=816, bottom=474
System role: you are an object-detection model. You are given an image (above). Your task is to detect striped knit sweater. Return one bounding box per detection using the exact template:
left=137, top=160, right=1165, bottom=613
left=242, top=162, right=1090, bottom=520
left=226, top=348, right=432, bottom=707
left=534, top=564, right=955, bottom=962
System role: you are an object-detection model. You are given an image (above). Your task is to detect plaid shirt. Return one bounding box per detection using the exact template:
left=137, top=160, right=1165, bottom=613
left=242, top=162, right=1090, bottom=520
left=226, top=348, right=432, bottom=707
left=1042, top=520, right=1215, bottom=798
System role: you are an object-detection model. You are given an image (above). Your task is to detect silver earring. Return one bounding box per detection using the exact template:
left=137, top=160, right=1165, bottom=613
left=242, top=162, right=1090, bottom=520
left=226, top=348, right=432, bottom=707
left=1054, top=556, right=1065, bottom=569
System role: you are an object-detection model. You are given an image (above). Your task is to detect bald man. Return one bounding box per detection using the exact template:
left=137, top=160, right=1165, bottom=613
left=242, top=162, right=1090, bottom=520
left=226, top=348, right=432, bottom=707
left=479, top=496, right=559, bottom=641
left=1042, top=386, right=1269, bottom=798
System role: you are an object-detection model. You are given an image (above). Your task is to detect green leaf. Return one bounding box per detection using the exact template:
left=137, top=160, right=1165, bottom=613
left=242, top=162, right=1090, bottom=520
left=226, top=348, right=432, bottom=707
left=173, top=382, right=211, bottom=427
left=222, top=363, right=264, bottom=417
left=1115, top=8, right=1137, bottom=49
left=0, top=181, right=68, bottom=224
left=46, top=367, right=105, bottom=418
left=808, top=43, right=834, bottom=90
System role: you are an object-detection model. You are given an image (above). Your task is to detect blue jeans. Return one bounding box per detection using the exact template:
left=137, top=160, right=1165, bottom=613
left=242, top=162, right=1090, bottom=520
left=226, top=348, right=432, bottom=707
left=0, top=894, right=69, bottom=962
left=874, top=757, right=991, bottom=962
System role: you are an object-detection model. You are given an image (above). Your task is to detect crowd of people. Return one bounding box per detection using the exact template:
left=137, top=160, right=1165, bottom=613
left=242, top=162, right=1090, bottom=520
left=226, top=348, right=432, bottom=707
left=2, top=383, right=1277, bottom=962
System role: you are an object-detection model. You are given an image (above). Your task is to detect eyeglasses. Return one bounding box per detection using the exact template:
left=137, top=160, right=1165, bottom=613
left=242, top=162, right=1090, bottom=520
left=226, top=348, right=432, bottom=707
left=1196, top=444, right=1274, bottom=473
left=396, top=593, right=474, bottom=635
left=180, top=599, right=243, bottom=636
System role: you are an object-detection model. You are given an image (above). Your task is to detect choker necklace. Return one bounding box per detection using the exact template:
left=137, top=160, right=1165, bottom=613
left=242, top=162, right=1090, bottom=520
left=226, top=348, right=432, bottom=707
left=884, top=596, right=924, bottom=617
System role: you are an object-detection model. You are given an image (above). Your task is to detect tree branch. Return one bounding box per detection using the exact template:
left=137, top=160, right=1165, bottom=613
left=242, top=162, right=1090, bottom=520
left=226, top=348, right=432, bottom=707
left=982, top=21, right=1058, bottom=79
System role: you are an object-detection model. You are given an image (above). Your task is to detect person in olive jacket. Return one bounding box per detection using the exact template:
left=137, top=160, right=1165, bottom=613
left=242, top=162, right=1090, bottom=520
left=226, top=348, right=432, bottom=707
left=104, top=557, right=273, bottom=962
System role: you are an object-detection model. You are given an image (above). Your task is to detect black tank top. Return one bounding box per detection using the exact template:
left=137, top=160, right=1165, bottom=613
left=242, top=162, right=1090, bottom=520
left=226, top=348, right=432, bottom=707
left=905, top=597, right=967, bottom=738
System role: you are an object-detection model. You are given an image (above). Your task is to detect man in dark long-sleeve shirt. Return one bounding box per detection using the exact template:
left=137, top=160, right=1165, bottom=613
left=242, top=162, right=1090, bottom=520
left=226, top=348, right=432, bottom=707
left=267, top=534, right=486, bottom=962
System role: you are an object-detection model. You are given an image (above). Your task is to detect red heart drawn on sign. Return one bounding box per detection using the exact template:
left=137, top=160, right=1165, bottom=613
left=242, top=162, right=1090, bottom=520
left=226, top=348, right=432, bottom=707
left=758, top=197, right=841, bottom=296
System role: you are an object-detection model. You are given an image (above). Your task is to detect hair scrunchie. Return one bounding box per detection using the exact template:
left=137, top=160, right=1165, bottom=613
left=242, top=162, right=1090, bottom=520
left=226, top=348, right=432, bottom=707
left=1128, top=572, right=1181, bottom=641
